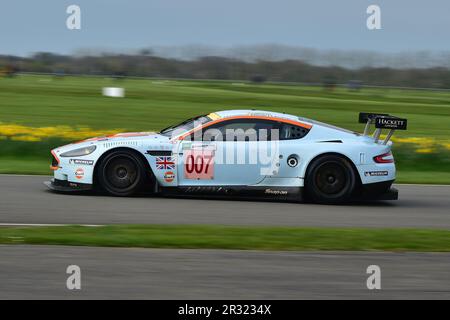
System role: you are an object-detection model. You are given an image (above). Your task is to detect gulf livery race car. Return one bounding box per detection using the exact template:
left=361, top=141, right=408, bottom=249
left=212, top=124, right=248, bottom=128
left=45, top=110, right=407, bottom=204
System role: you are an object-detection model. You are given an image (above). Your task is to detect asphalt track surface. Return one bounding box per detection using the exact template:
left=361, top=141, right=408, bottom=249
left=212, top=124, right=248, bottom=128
left=0, top=175, right=449, bottom=228
left=0, top=245, right=449, bottom=299
left=1, top=175, right=449, bottom=299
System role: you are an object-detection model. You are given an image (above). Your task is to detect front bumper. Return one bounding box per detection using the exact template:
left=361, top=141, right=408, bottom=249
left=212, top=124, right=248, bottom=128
left=44, top=178, right=93, bottom=192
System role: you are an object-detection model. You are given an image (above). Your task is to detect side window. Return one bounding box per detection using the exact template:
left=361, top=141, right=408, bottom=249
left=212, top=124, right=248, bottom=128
left=204, top=119, right=279, bottom=141
left=184, top=119, right=310, bottom=141
left=279, top=124, right=310, bottom=140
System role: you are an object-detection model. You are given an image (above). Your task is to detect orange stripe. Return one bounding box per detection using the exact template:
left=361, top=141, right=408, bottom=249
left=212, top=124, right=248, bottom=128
left=176, top=115, right=312, bottom=140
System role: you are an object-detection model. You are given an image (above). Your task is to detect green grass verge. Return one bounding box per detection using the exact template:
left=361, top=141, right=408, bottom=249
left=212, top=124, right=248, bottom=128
left=0, top=158, right=49, bottom=175
left=396, top=171, right=450, bottom=185
left=1, top=225, right=450, bottom=252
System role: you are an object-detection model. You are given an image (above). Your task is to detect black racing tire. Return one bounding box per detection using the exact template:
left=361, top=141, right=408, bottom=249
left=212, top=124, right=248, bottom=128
left=305, top=154, right=356, bottom=204
left=97, top=150, right=147, bottom=196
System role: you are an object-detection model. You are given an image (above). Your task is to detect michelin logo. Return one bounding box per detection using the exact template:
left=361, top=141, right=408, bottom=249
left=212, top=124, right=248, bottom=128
left=70, top=159, right=94, bottom=166
left=364, top=171, right=388, bottom=177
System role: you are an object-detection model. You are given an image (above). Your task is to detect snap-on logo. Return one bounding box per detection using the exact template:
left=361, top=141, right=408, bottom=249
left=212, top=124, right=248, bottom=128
left=264, top=189, right=288, bottom=195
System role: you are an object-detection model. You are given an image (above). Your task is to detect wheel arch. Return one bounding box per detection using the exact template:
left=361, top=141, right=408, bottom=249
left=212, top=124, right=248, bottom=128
left=93, top=146, right=155, bottom=189
left=303, top=152, right=362, bottom=187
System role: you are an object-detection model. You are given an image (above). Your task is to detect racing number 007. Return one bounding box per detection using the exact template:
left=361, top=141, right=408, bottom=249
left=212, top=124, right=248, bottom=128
left=184, top=150, right=214, bottom=180
left=185, top=153, right=212, bottom=174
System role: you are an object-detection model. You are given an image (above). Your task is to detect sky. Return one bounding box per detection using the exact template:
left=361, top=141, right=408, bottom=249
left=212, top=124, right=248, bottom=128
left=0, top=0, right=449, bottom=57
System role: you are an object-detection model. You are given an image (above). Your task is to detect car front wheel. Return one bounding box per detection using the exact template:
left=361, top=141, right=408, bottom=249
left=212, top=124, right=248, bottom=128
left=97, top=150, right=147, bottom=196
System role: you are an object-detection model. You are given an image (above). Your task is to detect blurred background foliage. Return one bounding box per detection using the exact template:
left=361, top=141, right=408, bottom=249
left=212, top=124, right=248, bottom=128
left=2, top=51, right=450, bottom=88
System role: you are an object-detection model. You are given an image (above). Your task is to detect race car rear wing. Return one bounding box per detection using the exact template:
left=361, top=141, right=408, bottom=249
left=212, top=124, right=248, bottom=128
left=359, top=112, right=407, bottom=144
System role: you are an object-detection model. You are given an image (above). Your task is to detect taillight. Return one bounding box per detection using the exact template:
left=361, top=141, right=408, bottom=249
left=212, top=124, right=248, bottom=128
left=51, top=155, right=58, bottom=168
left=50, top=150, right=60, bottom=170
left=373, top=151, right=394, bottom=163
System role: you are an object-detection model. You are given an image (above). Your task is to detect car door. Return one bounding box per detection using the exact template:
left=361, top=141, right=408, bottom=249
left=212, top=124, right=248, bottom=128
left=176, top=118, right=280, bottom=186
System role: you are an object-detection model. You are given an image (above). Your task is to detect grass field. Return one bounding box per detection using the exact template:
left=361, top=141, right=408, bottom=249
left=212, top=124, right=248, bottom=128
left=1, top=74, right=449, bottom=182
left=2, top=75, right=450, bottom=136
left=1, top=225, right=450, bottom=252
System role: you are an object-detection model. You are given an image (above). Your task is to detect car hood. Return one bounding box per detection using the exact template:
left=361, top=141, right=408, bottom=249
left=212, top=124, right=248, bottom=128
left=54, top=132, right=170, bottom=153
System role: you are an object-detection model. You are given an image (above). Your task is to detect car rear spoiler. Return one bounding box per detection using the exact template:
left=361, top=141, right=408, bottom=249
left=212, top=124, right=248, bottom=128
left=359, top=112, right=407, bottom=144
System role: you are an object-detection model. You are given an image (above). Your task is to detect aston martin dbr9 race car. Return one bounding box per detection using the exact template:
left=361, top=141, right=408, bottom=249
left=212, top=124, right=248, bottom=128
left=45, top=110, right=407, bottom=203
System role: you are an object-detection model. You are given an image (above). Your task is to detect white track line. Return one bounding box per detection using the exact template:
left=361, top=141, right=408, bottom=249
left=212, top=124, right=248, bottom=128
left=0, top=223, right=104, bottom=227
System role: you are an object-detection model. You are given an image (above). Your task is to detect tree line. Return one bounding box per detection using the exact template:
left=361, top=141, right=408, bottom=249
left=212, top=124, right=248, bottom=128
left=1, top=52, right=450, bottom=89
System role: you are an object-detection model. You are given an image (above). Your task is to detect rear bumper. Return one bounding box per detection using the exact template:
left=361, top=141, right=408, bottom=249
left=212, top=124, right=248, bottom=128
left=359, top=180, right=398, bottom=200
left=44, top=178, right=93, bottom=192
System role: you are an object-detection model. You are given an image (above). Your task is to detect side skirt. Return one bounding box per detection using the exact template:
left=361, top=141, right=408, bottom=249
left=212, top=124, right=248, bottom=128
left=160, top=185, right=303, bottom=202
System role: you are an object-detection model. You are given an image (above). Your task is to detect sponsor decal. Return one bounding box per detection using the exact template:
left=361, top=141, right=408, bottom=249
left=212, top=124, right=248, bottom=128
left=249, top=112, right=276, bottom=118
left=164, top=171, right=175, bottom=183
left=364, top=171, right=388, bottom=177
left=69, top=159, right=94, bottom=166
left=156, top=156, right=175, bottom=170
left=264, top=188, right=288, bottom=195
left=375, top=117, right=407, bottom=130
left=182, top=142, right=192, bottom=150
left=75, top=168, right=84, bottom=179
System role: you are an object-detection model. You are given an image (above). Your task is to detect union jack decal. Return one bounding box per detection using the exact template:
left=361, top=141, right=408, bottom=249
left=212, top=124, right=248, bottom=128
left=156, top=156, right=175, bottom=170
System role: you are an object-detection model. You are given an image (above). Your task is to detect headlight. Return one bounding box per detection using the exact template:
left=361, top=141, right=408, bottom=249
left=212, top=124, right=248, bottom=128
left=60, top=146, right=97, bottom=157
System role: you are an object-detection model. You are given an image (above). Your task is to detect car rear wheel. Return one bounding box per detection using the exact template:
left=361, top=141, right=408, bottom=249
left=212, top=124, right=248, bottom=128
left=97, top=150, right=147, bottom=196
left=305, top=154, right=356, bottom=204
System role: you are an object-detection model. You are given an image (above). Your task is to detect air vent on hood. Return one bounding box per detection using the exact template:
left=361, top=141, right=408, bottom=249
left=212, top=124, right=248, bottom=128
left=147, top=150, right=172, bottom=156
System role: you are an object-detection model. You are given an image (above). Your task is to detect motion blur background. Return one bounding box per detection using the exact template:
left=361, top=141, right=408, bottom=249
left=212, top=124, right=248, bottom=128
left=1, top=0, right=449, bottom=182
left=1, top=0, right=450, bottom=300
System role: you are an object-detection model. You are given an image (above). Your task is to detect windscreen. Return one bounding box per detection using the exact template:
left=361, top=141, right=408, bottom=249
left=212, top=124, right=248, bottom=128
left=159, top=115, right=212, bottom=136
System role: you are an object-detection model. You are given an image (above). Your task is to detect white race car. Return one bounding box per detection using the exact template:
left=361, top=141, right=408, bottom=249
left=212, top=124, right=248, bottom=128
left=45, top=110, right=407, bottom=203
